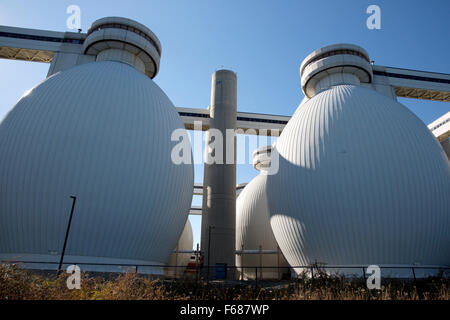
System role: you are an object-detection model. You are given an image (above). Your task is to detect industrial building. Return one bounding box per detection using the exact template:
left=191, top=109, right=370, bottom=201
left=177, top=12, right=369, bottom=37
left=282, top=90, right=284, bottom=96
left=0, top=17, right=449, bottom=279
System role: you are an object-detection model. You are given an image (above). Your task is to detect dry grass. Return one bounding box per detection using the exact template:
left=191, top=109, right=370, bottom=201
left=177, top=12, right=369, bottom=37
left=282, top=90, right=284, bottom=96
left=0, top=263, right=448, bottom=300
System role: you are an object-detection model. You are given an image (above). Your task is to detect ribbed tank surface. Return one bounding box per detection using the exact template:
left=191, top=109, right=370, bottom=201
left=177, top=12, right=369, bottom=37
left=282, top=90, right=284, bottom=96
left=0, top=61, right=194, bottom=270
left=266, top=84, right=450, bottom=273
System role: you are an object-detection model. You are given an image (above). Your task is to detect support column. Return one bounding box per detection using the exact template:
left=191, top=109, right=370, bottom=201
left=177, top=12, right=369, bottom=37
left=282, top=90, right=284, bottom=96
left=201, top=70, right=237, bottom=279
left=441, top=138, right=450, bottom=161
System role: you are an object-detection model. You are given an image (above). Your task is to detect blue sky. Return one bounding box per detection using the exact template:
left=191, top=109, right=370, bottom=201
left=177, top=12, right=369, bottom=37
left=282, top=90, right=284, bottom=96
left=1, top=0, right=449, bottom=248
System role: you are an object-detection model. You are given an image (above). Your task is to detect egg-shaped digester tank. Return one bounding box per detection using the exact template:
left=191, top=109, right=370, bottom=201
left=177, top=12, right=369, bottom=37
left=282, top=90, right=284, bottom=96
left=266, top=44, right=450, bottom=277
left=236, top=146, right=290, bottom=280
left=0, top=17, right=194, bottom=274
left=165, top=219, right=194, bottom=278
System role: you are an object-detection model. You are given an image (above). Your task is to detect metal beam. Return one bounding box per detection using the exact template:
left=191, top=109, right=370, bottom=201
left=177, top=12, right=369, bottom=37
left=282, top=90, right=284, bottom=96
left=372, top=65, right=450, bottom=102
left=189, top=206, right=202, bottom=215
left=193, top=182, right=247, bottom=196
left=177, top=107, right=289, bottom=135
left=2, top=24, right=450, bottom=103
left=0, top=25, right=85, bottom=63
left=428, top=112, right=450, bottom=142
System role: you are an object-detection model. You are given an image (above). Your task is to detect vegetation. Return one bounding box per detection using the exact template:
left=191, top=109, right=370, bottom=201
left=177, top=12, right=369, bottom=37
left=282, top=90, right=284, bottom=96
left=0, top=263, right=448, bottom=300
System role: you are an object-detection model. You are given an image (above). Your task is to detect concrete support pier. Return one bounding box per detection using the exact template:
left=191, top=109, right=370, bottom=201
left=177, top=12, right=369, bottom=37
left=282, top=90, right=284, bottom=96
left=441, top=139, right=450, bottom=160
left=201, top=70, right=237, bottom=279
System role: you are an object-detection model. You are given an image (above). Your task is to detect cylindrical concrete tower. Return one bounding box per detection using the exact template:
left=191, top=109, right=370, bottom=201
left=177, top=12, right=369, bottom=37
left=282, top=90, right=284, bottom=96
left=201, top=70, right=237, bottom=278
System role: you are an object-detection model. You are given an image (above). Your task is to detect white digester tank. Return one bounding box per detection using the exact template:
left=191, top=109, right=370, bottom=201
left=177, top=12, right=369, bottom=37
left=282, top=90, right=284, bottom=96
left=236, top=146, right=290, bottom=280
left=165, top=219, right=194, bottom=278
left=0, top=17, right=194, bottom=274
left=266, top=44, right=450, bottom=277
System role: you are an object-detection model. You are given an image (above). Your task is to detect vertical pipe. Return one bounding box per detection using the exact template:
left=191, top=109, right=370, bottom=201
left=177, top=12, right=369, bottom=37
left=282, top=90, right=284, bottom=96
left=196, top=243, right=200, bottom=282
left=175, top=243, right=179, bottom=278
left=277, top=245, right=281, bottom=280
left=241, top=244, right=245, bottom=281
left=207, top=225, right=213, bottom=281
left=201, top=70, right=237, bottom=280
left=259, top=245, right=263, bottom=281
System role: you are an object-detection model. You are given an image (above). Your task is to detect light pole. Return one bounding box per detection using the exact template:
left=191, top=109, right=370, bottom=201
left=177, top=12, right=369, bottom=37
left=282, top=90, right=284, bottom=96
left=57, top=195, right=77, bottom=275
